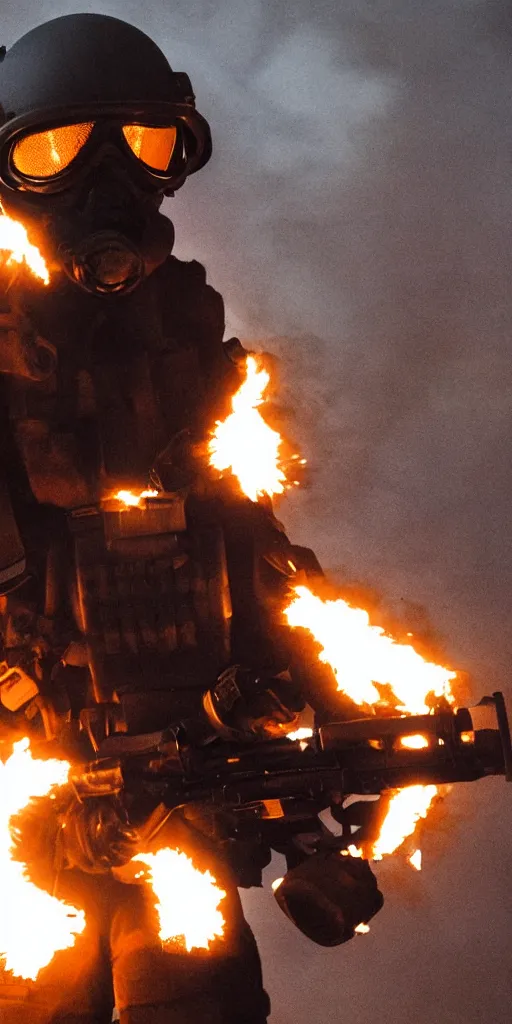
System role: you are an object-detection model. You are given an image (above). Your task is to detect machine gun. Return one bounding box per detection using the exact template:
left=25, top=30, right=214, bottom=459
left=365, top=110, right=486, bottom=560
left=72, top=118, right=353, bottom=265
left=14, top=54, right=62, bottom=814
left=73, top=690, right=511, bottom=841
left=67, top=691, right=512, bottom=946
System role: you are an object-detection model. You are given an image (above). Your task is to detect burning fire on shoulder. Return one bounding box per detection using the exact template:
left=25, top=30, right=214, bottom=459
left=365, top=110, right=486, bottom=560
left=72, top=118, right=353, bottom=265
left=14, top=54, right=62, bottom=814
left=209, top=353, right=306, bottom=502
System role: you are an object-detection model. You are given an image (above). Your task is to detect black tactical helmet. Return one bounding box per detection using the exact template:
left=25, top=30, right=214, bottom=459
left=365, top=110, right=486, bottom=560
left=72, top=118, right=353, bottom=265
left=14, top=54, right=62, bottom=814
left=0, top=15, right=212, bottom=294
left=0, top=13, right=212, bottom=195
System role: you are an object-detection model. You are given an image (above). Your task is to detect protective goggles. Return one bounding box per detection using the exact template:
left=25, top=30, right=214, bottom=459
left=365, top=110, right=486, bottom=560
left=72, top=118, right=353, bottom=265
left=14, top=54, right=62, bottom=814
left=2, top=118, right=183, bottom=191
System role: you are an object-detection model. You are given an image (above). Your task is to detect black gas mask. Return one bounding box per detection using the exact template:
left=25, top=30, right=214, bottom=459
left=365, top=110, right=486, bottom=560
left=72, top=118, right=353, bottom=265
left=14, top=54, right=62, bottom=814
left=0, top=14, right=212, bottom=295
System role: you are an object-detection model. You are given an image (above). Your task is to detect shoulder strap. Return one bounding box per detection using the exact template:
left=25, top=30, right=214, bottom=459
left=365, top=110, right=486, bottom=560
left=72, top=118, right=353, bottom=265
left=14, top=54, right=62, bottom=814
left=0, top=475, right=25, bottom=591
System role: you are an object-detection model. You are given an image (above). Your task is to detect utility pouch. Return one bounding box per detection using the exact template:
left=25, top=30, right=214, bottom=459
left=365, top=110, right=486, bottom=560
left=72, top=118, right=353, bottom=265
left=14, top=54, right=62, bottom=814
left=273, top=850, right=383, bottom=946
left=0, top=662, right=39, bottom=711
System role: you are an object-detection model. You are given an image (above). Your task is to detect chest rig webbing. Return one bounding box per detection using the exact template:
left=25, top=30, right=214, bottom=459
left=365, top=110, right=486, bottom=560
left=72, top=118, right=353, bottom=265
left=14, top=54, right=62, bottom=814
left=70, top=491, right=232, bottom=709
left=0, top=257, right=238, bottom=735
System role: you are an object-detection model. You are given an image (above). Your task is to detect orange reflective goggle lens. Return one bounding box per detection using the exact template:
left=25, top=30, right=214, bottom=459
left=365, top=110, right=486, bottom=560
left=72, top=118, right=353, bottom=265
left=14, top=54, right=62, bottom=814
left=11, top=122, right=178, bottom=180
left=12, top=122, right=94, bottom=178
left=122, top=124, right=177, bottom=172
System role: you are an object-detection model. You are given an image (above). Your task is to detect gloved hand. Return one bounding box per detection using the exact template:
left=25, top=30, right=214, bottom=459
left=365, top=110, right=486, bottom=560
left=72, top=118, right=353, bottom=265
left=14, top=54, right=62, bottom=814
left=11, top=792, right=140, bottom=878
left=58, top=795, right=140, bottom=873
left=203, top=665, right=305, bottom=741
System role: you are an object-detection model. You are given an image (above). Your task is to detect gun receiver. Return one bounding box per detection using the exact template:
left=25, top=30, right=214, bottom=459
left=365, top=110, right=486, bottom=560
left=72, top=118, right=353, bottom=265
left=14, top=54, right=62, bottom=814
left=45, top=691, right=512, bottom=950
left=72, top=692, right=511, bottom=826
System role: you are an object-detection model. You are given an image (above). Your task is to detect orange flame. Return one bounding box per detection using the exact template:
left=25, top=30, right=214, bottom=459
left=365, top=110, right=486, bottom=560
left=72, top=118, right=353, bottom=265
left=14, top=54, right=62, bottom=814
left=0, top=739, right=85, bottom=980
left=347, top=844, right=364, bottom=858
left=372, top=785, right=438, bottom=861
left=133, top=848, right=226, bottom=951
left=409, top=849, right=422, bottom=871
left=284, top=584, right=455, bottom=866
left=209, top=354, right=304, bottom=502
left=2, top=744, right=225, bottom=971
left=286, top=727, right=314, bottom=742
left=0, top=214, right=49, bottom=285
left=112, top=489, right=159, bottom=508
left=399, top=734, right=430, bottom=750
left=284, top=585, right=455, bottom=716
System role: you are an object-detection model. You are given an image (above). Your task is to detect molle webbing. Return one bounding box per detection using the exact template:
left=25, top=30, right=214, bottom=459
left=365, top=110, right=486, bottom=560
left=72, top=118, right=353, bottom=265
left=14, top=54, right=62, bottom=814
left=70, top=495, right=232, bottom=704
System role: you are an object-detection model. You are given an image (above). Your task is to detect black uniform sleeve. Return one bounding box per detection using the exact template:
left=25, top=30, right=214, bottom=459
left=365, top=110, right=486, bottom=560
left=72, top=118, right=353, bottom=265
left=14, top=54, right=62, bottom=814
left=0, top=475, right=26, bottom=594
left=222, top=496, right=360, bottom=723
left=154, top=256, right=239, bottom=441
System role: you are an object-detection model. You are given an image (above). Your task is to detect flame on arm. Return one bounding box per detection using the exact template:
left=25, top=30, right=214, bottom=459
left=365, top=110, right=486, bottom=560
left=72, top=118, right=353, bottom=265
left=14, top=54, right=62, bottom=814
left=209, top=354, right=305, bottom=502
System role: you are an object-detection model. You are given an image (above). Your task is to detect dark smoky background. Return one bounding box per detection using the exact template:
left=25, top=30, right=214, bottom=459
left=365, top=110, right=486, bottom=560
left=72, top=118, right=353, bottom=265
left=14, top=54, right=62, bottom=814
left=3, top=1, right=512, bottom=1021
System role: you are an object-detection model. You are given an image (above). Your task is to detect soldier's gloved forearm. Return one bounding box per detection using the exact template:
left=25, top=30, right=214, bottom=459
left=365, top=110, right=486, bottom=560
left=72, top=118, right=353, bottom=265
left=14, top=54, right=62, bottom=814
left=58, top=795, right=140, bottom=873
left=11, top=792, right=140, bottom=878
left=202, top=665, right=305, bottom=741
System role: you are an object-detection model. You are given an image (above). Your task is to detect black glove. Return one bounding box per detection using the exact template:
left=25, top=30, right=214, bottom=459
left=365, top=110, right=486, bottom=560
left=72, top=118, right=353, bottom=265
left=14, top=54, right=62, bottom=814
left=58, top=795, right=140, bottom=874
left=12, top=790, right=140, bottom=878
left=203, top=665, right=305, bottom=741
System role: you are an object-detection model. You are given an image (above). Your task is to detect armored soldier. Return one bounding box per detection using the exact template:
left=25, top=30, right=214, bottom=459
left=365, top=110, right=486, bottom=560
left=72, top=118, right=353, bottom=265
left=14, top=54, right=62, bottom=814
left=0, top=14, right=381, bottom=1024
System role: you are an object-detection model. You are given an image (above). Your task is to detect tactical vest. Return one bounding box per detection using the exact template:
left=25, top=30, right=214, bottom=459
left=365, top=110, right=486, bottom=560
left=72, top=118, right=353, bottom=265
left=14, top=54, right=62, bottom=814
left=0, top=256, right=259, bottom=738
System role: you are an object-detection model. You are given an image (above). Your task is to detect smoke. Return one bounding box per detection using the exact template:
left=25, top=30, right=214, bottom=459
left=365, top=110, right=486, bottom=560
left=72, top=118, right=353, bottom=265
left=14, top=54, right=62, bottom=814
left=1, top=1, right=512, bottom=1021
